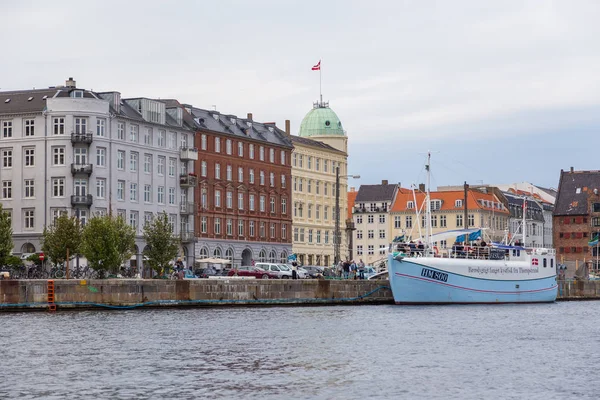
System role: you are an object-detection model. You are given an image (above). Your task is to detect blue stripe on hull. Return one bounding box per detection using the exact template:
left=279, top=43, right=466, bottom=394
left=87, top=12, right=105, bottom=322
left=389, top=258, right=557, bottom=304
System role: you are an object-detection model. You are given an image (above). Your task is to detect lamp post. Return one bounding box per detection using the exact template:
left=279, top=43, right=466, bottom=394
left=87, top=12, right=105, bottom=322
left=334, top=166, right=360, bottom=265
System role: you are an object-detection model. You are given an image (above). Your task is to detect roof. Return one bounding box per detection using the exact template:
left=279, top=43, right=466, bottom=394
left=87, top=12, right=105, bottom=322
left=0, top=87, right=97, bottom=115
left=290, top=135, right=346, bottom=155
left=355, top=184, right=398, bottom=202
left=347, top=190, right=358, bottom=219
left=554, top=169, right=600, bottom=215
left=298, top=104, right=345, bottom=137
left=502, top=192, right=544, bottom=222
left=391, top=189, right=509, bottom=214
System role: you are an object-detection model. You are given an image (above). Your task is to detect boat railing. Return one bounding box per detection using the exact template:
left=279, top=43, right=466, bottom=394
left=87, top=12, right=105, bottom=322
left=391, top=243, right=510, bottom=261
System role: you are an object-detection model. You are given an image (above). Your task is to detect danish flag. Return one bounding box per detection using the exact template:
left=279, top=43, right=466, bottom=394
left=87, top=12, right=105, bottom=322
left=532, top=258, right=539, bottom=266
left=312, top=60, right=321, bottom=71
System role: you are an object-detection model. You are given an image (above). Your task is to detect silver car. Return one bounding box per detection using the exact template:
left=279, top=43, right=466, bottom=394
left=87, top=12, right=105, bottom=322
left=255, top=263, right=292, bottom=279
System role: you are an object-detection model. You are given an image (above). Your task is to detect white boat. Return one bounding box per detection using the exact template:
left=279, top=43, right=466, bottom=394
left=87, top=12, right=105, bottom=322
left=387, top=153, right=558, bottom=304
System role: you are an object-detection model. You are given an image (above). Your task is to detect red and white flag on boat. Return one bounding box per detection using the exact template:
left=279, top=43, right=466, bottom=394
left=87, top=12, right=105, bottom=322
left=312, top=60, right=321, bottom=71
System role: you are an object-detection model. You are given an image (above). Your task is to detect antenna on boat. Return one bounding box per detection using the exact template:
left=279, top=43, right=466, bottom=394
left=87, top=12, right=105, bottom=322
left=425, top=151, right=432, bottom=251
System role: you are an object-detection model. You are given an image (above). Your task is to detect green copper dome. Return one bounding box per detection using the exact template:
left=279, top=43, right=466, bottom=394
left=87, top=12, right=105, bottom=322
left=298, top=105, right=345, bottom=137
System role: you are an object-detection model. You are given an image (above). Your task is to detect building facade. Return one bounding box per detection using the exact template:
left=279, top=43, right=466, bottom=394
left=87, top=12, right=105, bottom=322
left=179, top=106, right=294, bottom=268
left=291, top=102, right=350, bottom=266
left=553, top=168, right=600, bottom=274
left=352, top=181, right=398, bottom=266
left=503, top=191, right=545, bottom=247
left=0, top=78, right=197, bottom=269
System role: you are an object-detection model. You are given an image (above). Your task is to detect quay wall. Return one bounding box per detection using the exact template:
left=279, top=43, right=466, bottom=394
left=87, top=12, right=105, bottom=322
left=557, top=280, right=600, bottom=300
left=0, top=279, right=393, bottom=311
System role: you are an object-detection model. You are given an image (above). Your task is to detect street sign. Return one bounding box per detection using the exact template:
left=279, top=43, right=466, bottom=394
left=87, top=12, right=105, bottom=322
left=287, top=254, right=297, bottom=262
left=39, top=252, right=45, bottom=261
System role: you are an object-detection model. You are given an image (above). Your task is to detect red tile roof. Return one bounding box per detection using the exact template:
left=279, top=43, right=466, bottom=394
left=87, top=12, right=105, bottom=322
left=347, top=190, right=358, bottom=219
left=391, top=189, right=509, bottom=214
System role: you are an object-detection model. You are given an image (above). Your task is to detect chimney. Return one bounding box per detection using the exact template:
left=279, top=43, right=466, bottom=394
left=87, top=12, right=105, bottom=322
left=570, top=166, right=574, bottom=173
left=247, top=113, right=253, bottom=121
left=65, top=77, right=76, bottom=88
left=418, top=183, right=425, bottom=192
left=285, top=119, right=291, bottom=136
left=382, top=180, right=388, bottom=185
left=350, top=186, right=356, bottom=192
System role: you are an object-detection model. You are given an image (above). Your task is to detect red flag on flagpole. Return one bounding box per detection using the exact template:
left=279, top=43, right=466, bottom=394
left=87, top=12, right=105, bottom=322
left=312, top=60, right=321, bottom=71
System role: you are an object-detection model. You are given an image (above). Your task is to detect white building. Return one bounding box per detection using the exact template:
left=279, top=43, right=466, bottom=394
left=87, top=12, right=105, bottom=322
left=0, top=78, right=197, bottom=270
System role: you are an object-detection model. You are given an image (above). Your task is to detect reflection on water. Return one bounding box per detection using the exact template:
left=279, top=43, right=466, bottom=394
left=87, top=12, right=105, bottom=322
left=1, top=303, right=600, bottom=399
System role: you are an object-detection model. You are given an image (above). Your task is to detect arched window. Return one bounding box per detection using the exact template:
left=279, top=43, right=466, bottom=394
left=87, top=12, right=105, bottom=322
left=259, top=249, right=267, bottom=262
left=213, top=248, right=222, bottom=258
left=199, top=247, right=208, bottom=259
left=280, top=251, right=288, bottom=264
left=269, top=250, right=277, bottom=263
left=20, top=243, right=36, bottom=253
left=225, top=248, right=233, bottom=262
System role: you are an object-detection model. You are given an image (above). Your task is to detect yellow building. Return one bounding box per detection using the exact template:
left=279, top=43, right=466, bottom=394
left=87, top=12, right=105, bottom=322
left=291, top=101, right=349, bottom=266
left=389, top=188, right=510, bottom=249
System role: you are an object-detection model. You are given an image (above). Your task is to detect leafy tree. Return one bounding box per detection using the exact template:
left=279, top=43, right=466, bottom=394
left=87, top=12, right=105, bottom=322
left=41, top=214, right=82, bottom=266
left=0, top=204, right=13, bottom=266
left=81, top=215, right=135, bottom=277
left=26, top=253, right=42, bottom=267
left=143, top=212, right=179, bottom=275
left=4, top=255, right=22, bottom=269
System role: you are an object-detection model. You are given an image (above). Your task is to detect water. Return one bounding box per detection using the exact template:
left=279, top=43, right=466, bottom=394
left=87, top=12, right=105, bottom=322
left=1, top=302, right=599, bottom=400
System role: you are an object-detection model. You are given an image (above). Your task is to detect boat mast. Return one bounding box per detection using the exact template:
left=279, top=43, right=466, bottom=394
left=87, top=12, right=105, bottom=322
left=522, top=196, right=527, bottom=247
left=426, top=151, right=431, bottom=250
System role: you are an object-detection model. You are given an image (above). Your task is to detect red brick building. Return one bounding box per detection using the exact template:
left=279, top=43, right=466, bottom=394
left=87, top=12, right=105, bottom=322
left=183, top=107, right=293, bottom=267
left=553, top=168, right=600, bottom=273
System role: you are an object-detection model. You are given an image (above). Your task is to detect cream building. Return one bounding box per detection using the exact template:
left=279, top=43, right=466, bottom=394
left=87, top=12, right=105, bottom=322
left=291, top=101, right=349, bottom=267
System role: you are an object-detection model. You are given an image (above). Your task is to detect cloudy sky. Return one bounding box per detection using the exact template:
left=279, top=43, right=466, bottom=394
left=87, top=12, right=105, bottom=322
left=3, top=0, right=599, bottom=189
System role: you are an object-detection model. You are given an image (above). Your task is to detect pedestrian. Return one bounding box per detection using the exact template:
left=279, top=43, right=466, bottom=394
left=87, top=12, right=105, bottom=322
left=350, top=260, right=357, bottom=279
left=291, top=261, right=298, bottom=280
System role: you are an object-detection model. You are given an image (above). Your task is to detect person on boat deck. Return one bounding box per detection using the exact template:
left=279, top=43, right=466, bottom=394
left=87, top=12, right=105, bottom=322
left=408, top=241, right=417, bottom=256
left=452, top=241, right=465, bottom=258
left=477, top=237, right=487, bottom=247
left=417, top=241, right=425, bottom=255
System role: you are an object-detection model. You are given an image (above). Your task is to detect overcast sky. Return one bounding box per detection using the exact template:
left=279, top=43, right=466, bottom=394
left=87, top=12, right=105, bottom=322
left=3, top=0, right=599, bottom=190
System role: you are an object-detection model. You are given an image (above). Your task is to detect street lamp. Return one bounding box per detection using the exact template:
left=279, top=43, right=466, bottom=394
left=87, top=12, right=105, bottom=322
left=335, top=165, right=360, bottom=265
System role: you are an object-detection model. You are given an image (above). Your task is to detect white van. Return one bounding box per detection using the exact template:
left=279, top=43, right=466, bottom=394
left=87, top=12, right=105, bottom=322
left=255, top=263, right=292, bottom=279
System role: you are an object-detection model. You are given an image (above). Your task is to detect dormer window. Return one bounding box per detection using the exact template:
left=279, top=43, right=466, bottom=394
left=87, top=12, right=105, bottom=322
left=71, top=90, right=84, bottom=98
left=430, top=200, right=442, bottom=211
left=455, top=199, right=463, bottom=208
left=407, top=201, right=414, bottom=209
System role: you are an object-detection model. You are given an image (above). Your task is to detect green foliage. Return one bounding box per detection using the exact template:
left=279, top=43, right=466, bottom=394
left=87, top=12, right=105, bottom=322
left=0, top=204, right=13, bottom=266
left=26, top=253, right=42, bottom=266
left=143, top=212, right=180, bottom=275
left=4, top=255, right=22, bottom=269
left=41, top=214, right=82, bottom=266
left=81, top=215, right=135, bottom=276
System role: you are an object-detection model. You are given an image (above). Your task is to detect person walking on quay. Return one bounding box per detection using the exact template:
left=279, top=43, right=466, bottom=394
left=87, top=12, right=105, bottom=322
left=291, top=261, right=298, bottom=280
left=350, top=260, right=357, bottom=280
left=336, top=261, right=343, bottom=278
left=343, top=260, right=350, bottom=279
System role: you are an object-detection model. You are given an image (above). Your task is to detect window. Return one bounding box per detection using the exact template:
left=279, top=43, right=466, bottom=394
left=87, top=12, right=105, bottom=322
left=96, top=179, right=106, bottom=199
left=249, top=221, right=255, bottom=237
left=74, top=147, right=87, bottom=165
left=324, top=183, right=328, bottom=196
left=357, top=245, right=363, bottom=255
left=24, top=209, right=34, bottom=229
left=215, top=163, right=221, bottom=179
left=157, top=156, right=165, bottom=175
left=299, top=179, right=303, bottom=192
left=356, top=215, right=362, bottom=224
left=259, top=146, right=265, bottom=161
left=238, top=142, right=243, bottom=157
left=368, top=230, right=374, bottom=239
left=2, top=180, right=12, bottom=199
left=282, top=224, right=287, bottom=239
left=468, top=214, right=475, bottom=227
left=1, top=121, right=13, bottom=138
left=227, top=218, right=233, bottom=235
left=226, top=165, right=232, bottom=181
left=368, top=245, right=374, bottom=255
left=129, top=211, right=138, bottom=230
left=249, top=144, right=254, bottom=159
left=96, top=148, right=106, bottom=167
left=214, top=218, right=221, bottom=234
left=200, top=134, right=207, bottom=150
left=201, top=217, right=207, bottom=233
left=298, top=155, right=303, bottom=168
left=96, top=119, right=106, bottom=137
left=260, top=171, right=265, bottom=185
left=117, top=180, right=124, bottom=200
left=269, top=148, right=275, bottom=163
left=24, top=119, right=35, bottom=136
left=456, top=214, right=463, bottom=227
left=270, top=197, right=276, bottom=213
left=215, top=137, right=221, bottom=153
left=130, top=183, right=138, bottom=201
left=24, top=179, right=34, bottom=198
left=144, top=127, right=152, bottom=145
left=406, top=216, right=412, bottom=228
left=308, top=204, right=312, bottom=218
left=324, top=160, right=328, bottom=173
left=280, top=150, right=285, bottom=165
left=53, top=117, right=65, bottom=135
left=215, top=190, right=221, bottom=207
left=249, top=194, right=255, bottom=211
left=281, top=175, right=286, bottom=188
left=455, top=200, right=463, bottom=208
left=157, top=186, right=165, bottom=204
left=281, top=198, right=287, bottom=214
left=24, top=148, right=35, bottom=167
left=308, top=156, right=312, bottom=169
left=169, top=158, right=176, bottom=177
left=394, top=216, right=401, bottom=228
left=270, top=172, right=275, bottom=187
left=238, top=193, right=244, bottom=210
left=130, top=152, right=138, bottom=172
left=260, top=195, right=266, bottom=212
left=379, top=214, right=385, bottom=224
left=315, top=158, right=320, bottom=171
left=299, top=228, right=304, bottom=242
left=143, top=154, right=151, bottom=173
left=440, top=215, right=447, bottom=228
left=368, top=215, right=374, bottom=224
left=130, top=125, right=138, bottom=142
left=324, top=206, right=328, bottom=220
left=201, top=188, right=207, bottom=208
left=117, top=151, right=124, bottom=170
left=271, top=223, right=276, bottom=238
left=226, top=191, right=233, bottom=208
left=144, top=184, right=151, bottom=203
left=249, top=169, right=255, bottom=184
left=155, top=129, right=165, bottom=147
left=226, top=139, right=232, bottom=155
left=325, top=231, right=329, bottom=244
left=169, top=187, right=175, bottom=205
left=238, top=167, right=244, bottom=182
left=308, top=180, right=312, bottom=193
left=308, top=229, right=313, bottom=243
left=52, top=147, right=65, bottom=166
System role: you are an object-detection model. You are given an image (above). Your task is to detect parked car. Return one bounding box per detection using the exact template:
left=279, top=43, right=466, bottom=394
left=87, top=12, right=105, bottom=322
left=278, top=264, right=308, bottom=279
left=228, top=266, right=278, bottom=279
left=255, top=263, right=292, bottom=279
left=302, top=266, right=324, bottom=278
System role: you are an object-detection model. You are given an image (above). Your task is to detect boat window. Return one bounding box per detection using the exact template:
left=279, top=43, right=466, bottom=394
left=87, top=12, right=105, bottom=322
left=551, top=259, right=554, bottom=269
left=543, top=258, right=547, bottom=268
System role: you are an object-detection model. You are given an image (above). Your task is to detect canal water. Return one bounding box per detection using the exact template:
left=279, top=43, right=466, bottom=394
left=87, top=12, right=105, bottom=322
left=1, top=302, right=598, bottom=399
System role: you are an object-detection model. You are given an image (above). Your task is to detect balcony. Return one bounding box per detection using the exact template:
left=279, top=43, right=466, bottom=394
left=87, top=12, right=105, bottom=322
left=71, top=163, right=93, bottom=176
left=180, top=173, right=198, bottom=188
left=353, top=206, right=367, bottom=214
left=180, top=202, right=196, bottom=215
left=180, top=147, right=199, bottom=161
left=180, top=231, right=196, bottom=243
left=71, top=194, right=93, bottom=207
left=71, top=132, right=93, bottom=144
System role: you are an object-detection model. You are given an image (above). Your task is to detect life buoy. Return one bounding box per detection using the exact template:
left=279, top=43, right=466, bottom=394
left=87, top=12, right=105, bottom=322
left=433, top=246, right=439, bottom=256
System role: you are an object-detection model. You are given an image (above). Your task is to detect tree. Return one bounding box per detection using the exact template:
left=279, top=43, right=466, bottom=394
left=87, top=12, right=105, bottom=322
left=143, top=212, right=179, bottom=275
left=41, top=214, right=82, bottom=266
left=81, top=215, right=135, bottom=277
left=0, top=204, right=13, bottom=266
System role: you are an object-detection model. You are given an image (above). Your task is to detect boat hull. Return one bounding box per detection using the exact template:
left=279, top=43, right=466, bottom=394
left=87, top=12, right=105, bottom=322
left=388, top=255, right=557, bottom=304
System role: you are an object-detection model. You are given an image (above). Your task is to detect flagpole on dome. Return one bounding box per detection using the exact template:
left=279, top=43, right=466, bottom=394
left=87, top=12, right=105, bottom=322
left=312, top=59, right=322, bottom=106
